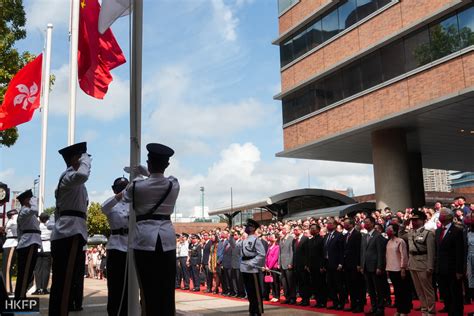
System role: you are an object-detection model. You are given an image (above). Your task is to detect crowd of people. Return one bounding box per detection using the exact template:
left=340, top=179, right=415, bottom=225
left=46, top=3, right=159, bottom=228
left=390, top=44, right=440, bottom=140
left=176, top=196, right=474, bottom=316
left=85, top=245, right=107, bottom=280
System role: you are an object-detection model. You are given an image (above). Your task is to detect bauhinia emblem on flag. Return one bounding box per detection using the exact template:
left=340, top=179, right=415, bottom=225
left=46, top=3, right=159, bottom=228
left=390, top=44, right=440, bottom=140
left=0, top=54, right=43, bottom=131
left=78, top=0, right=126, bottom=99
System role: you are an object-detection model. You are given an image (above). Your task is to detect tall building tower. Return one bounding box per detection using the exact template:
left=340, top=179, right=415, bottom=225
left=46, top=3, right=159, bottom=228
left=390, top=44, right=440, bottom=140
left=450, top=171, right=474, bottom=194
left=274, top=0, right=474, bottom=211
left=423, top=169, right=451, bottom=192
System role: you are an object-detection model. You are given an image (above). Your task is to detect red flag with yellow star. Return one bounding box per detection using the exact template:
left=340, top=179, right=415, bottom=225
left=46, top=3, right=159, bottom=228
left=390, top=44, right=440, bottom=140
left=78, top=0, right=126, bottom=99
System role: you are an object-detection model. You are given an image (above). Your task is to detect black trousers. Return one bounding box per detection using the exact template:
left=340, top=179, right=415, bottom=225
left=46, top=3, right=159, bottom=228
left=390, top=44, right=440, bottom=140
left=188, top=263, right=200, bottom=290
left=106, top=249, right=127, bottom=316
left=243, top=272, right=264, bottom=315
left=15, top=244, right=38, bottom=298
left=364, top=271, right=385, bottom=315
left=231, top=268, right=245, bottom=297
left=263, top=271, right=280, bottom=299
left=34, top=251, right=52, bottom=290
left=49, top=234, right=86, bottom=316
left=295, top=268, right=310, bottom=301
left=175, top=258, right=181, bottom=288
left=326, top=267, right=343, bottom=307
left=280, top=268, right=296, bottom=300
left=438, top=273, right=464, bottom=316
left=388, top=271, right=411, bottom=314
left=222, top=267, right=233, bottom=294
left=2, top=246, right=16, bottom=294
left=70, top=249, right=85, bottom=311
left=177, top=256, right=189, bottom=288
left=134, top=235, right=175, bottom=316
left=203, top=264, right=213, bottom=291
left=344, top=267, right=364, bottom=309
left=309, top=267, right=327, bottom=305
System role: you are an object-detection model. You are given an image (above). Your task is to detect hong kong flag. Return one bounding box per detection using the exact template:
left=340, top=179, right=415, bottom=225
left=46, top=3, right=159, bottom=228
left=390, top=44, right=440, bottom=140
left=78, top=0, right=126, bottom=99
left=0, top=54, right=43, bottom=131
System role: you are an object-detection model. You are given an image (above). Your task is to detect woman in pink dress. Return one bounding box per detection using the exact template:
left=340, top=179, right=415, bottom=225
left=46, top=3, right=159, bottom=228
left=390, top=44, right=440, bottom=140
left=264, top=233, right=280, bottom=302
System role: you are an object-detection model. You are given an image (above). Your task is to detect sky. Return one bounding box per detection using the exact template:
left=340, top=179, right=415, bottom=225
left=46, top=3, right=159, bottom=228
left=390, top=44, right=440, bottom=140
left=1, top=0, right=374, bottom=216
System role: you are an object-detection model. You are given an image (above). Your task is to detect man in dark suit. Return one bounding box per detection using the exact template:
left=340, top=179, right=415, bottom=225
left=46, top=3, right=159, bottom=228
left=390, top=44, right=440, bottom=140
left=343, top=217, right=364, bottom=313
left=322, top=218, right=344, bottom=310
left=201, top=232, right=213, bottom=292
left=278, top=225, right=296, bottom=304
left=361, top=216, right=386, bottom=316
left=305, top=224, right=327, bottom=308
left=292, top=225, right=310, bottom=306
left=435, top=207, right=465, bottom=315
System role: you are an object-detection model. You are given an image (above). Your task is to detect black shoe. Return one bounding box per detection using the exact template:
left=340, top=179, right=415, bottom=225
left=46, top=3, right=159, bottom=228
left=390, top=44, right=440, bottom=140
left=192, top=288, right=200, bottom=292
left=182, top=287, right=189, bottom=290
left=204, top=289, right=211, bottom=293
left=289, top=299, right=296, bottom=305
left=335, top=305, right=344, bottom=310
left=298, top=300, right=309, bottom=306
left=344, top=307, right=354, bottom=312
left=32, top=289, right=41, bottom=295
left=42, top=289, right=50, bottom=295
left=352, top=307, right=364, bottom=313
left=315, top=303, right=326, bottom=308
left=438, top=307, right=448, bottom=313
left=327, top=305, right=337, bottom=310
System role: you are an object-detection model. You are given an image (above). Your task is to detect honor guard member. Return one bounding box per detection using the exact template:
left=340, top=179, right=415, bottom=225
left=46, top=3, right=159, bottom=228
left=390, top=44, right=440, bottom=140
left=407, top=210, right=435, bottom=316
left=236, top=219, right=265, bottom=316
left=101, top=176, right=129, bottom=316
left=105, top=143, right=179, bottom=315
left=15, top=189, right=41, bottom=298
left=188, top=234, right=202, bottom=291
left=33, top=213, right=53, bottom=295
left=49, top=142, right=91, bottom=316
left=2, top=209, right=18, bottom=294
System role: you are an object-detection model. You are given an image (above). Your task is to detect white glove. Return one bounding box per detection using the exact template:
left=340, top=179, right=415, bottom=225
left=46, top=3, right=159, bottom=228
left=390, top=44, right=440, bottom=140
left=123, top=165, right=149, bottom=177
left=80, top=153, right=92, bottom=163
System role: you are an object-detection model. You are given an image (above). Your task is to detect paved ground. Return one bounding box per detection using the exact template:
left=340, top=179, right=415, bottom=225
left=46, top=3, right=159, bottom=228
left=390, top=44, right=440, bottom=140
left=30, top=278, right=329, bottom=316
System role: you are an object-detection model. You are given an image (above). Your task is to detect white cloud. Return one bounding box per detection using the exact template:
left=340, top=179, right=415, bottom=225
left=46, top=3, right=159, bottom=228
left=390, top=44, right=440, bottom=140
left=211, top=0, right=239, bottom=42
left=0, top=168, right=35, bottom=193
left=25, top=0, right=69, bottom=32
left=171, top=143, right=374, bottom=215
left=88, top=189, right=114, bottom=205
left=49, top=64, right=129, bottom=121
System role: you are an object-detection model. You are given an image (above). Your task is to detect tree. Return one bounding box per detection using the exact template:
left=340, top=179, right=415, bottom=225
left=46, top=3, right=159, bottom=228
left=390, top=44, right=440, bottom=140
left=87, top=202, right=110, bottom=236
left=0, top=0, right=31, bottom=147
left=43, top=206, right=55, bottom=216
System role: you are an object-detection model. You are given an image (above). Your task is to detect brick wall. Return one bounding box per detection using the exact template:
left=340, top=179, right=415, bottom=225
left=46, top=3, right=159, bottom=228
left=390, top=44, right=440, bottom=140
left=174, top=222, right=228, bottom=234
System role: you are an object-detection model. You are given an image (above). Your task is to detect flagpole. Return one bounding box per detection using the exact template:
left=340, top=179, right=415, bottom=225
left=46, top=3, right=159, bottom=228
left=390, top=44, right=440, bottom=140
left=128, top=0, right=142, bottom=315
left=38, top=23, right=53, bottom=215
left=68, top=0, right=80, bottom=145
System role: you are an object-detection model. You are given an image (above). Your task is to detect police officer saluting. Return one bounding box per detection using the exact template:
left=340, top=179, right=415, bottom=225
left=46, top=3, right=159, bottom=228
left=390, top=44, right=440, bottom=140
left=49, top=142, right=91, bottom=316
left=106, top=143, right=179, bottom=315
left=101, top=177, right=129, bottom=316
left=15, top=189, right=41, bottom=298
left=188, top=234, right=202, bottom=291
left=235, top=219, right=265, bottom=316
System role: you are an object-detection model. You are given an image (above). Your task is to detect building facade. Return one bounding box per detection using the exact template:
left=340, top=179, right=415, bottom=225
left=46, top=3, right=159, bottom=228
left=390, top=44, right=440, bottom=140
left=450, top=171, right=474, bottom=193
left=275, top=0, right=474, bottom=210
left=423, top=168, right=451, bottom=192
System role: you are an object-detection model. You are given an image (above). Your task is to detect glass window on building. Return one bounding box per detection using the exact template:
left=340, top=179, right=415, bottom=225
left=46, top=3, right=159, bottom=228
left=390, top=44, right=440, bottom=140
left=429, top=14, right=461, bottom=60
left=458, top=5, right=474, bottom=47
left=356, top=0, right=377, bottom=21
left=292, top=30, right=309, bottom=59
left=360, top=50, right=383, bottom=90
left=307, top=19, right=323, bottom=50
left=278, top=0, right=298, bottom=15
left=381, top=39, right=405, bottom=80
left=324, top=72, right=343, bottom=105
left=280, top=39, right=293, bottom=66
left=338, top=0, right=358, bottom=31
left=314, top=81, right=327, bottom=110
left=342, top=61, right=362, bottom=98
left=376, top=0, right=391, bottom=9
left=404, top=28, right=431, bottom=71
left=322, top=9, right=340, bottom=42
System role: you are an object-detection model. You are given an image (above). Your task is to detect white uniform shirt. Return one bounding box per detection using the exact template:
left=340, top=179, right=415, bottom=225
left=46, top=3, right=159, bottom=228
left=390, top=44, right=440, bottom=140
left=17, top=198, right=41, bottom=249
left=101, top=197, right=129, bottom=252
left=236, top=235, right=265, bottom=273
left=51, top=154, right=91, bottom=242
left=102, top=173, right=179, bottom=252
left=177, top=241, right=189, bottom=257
left=3, top=215, right=18, bottom=248
left=39, top=222, right=52, bottom=252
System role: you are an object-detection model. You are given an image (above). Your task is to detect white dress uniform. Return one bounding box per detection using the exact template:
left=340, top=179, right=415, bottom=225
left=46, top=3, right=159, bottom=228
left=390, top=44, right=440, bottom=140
left=101, top=198, right=128, bottom=252
left=15, top=195, right=41, bottom=298
left=2, top=213, right=17, bottom=294
left=49, top=144, right=90, bottom=315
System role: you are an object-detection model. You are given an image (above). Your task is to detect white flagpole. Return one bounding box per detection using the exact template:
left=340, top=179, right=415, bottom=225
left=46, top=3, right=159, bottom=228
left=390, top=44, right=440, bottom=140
left=68, top=0, right=80, bottom=145
left=38, top=23, right=54, bottom=214
left=128, top=0, right=142, bottom=315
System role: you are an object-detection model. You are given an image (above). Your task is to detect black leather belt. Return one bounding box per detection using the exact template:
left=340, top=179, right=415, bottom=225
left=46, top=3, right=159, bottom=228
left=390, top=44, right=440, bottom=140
left=241, top=256, right=256, bottom=261
left=6, top=236, right=17, bottom=239
left=23, top=230, right=41, bottom=234
left=136, top=214, right=170, bottom=222
left=410, top=251, right=427, bottom=255
left=111, top=228, right=129, bottom=235
left=59, top=210, right=86, bottom=220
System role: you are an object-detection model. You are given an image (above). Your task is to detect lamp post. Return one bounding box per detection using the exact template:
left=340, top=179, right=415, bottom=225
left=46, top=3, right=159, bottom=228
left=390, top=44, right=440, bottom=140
left=200, top=186, right=205, bottom=219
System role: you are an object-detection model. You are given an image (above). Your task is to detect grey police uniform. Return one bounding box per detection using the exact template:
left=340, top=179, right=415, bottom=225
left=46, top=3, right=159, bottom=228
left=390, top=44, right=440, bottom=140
left=49, top=153, right=91, bottom=315
left=407, top=227, right=435, bottom=315
left=15, top=198, right=41, bottom=298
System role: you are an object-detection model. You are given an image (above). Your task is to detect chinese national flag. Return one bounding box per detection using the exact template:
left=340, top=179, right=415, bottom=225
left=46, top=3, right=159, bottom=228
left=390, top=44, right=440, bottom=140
left=0, top=54, right=43, bottom=131
left=78, top=0, right=126, bottom=99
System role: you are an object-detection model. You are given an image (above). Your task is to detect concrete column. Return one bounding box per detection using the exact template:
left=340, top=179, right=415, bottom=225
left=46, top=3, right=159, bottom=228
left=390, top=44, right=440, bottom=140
left=408, top=153, right=426, bottom=208
left=371, top=129, right=412, bottom=211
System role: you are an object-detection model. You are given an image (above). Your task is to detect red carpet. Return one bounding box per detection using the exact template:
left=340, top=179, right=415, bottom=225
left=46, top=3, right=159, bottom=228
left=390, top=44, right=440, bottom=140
left=176, top=287, right=474, bottom=315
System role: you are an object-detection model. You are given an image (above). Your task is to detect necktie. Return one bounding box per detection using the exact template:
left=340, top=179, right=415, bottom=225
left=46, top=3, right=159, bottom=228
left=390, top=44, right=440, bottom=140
left=346, top=231, right=351, bottom=243
left=439, top=227, right=446, bottom=241
left=295, top=237, right=300, bottom=248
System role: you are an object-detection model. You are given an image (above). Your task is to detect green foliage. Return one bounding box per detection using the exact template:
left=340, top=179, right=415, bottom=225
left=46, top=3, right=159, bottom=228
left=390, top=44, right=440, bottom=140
left=43, top=206, right=55, bottom=216
left=194, top=217, right=212, bottom=223
left=0, top=0, right=31, bottom=147
left=87, top=202, right=110, bottom=237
